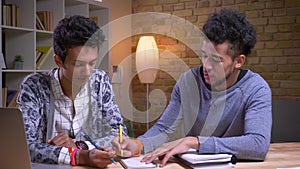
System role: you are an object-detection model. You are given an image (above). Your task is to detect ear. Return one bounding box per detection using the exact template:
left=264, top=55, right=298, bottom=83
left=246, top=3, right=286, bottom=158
left=235, top=54, right=246, bottom=69
left=54, top=54, right=64, bottom=67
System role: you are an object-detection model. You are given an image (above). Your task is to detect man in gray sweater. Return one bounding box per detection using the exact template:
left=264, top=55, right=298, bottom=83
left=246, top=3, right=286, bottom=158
left=112, top=8, right=272, bottom=167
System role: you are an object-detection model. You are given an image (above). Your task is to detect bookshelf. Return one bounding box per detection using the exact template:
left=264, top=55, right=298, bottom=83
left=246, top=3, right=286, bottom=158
left=0, top=0, right=110, bottom=107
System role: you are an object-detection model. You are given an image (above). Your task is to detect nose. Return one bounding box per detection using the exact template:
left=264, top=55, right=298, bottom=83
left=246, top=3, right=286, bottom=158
left=81, top=65, right=92, bottom=76
left=202, top=57, right=212, bottom=70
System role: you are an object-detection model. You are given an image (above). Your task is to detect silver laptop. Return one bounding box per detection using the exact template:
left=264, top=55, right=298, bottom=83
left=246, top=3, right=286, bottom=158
left=0, top=108, right=71, bottom=169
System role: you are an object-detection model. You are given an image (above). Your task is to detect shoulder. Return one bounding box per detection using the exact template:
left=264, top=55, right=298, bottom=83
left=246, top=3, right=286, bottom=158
left=89, top=69, right=112, bottom=93
left=180, top=66, right=201, bottom=80
left=21, top=71, right=51, bottom=88
left=244, top=70, right=270, bottom=88
left=239, top=70, right=271, bottom=96
left=179, top=66, right=202, bottom=85
left=174, top=66, right=202, bottom=94
left=90, top=69, right=110, bottom=82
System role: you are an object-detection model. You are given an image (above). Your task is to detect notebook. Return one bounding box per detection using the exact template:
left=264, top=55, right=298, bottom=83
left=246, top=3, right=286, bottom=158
left=174, top=149, right=236, bottom=169
left=0, top=108, right=70, bottom=169
left=120, top=157, right=156, bottom=169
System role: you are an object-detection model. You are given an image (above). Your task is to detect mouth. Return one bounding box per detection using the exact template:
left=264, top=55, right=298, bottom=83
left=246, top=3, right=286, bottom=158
left=203, top=69, right=210, bottom=82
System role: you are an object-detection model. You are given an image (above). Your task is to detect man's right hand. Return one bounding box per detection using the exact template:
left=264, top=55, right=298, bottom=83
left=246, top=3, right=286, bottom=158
left=79, top=149, right=114, bottom=168
left=111, top=136, right=139, bottom=157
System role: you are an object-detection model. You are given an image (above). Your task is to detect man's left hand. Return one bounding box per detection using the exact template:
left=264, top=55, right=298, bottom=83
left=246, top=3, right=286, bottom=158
left=141, top=136, right=199, bottom=167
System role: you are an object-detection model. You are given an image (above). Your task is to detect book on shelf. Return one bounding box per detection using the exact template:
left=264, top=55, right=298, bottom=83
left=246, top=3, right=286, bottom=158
left=90, top=16, right=99, bottom=25
left=2, top=3, right=20, bottom=27
left=1, top=52, right=6, bottom=69
left=2, top=87, right=7, bottom=107
left=174, top=149, right=237, bottom=169
left=36, top=11, right=54, bottom=31
left=36, top=13, right=45, bottom=30
left=1, top=88, right=19, bottom=108
left=36, top=46, right=54, bottom=70
left=7, top=90, right=19, bottom=108
left=120, top=157, right=156, bottom=169
left=2, top=4, right=11, bottom=26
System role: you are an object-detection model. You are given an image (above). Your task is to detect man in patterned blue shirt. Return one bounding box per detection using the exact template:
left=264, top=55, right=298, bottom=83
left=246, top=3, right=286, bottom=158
left=17, top=15, right=127, bottom=168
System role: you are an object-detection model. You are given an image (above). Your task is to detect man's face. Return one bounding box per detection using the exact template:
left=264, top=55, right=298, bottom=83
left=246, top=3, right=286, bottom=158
left=201, top=40, right=238, bottom=90
left=60, top=46, right=98, bottom=87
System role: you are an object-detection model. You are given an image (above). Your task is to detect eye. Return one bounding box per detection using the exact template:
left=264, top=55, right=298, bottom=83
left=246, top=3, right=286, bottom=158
left=74, top=62, right=84, bottom=67
left=212, top=55, right=221, bottom=62
left=89, top=61, right=96, bottom=66
left=201, top=52, right=208, bottom=59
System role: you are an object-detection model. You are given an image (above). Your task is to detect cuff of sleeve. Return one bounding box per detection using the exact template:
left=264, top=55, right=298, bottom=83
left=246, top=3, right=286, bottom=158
left=132, top=139, right=143, bottom=157
left=85, top=141, right=95, bottom=150
left=137, top=137, right=153, bottom=154
left=58, top=147, right=71, bottom=164
left=198, top=136, right=216, bottom=154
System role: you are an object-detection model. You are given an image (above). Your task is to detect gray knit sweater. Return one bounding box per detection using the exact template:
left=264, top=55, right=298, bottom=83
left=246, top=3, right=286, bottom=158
left=138, top=66, right=272, bottom=161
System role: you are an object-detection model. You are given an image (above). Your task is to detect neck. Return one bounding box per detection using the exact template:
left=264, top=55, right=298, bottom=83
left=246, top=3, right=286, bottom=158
left=59, top=72, right=80, bottom=101
left=211, top=69, right=240, bottom=91
left=224, top=68, right=240, bottom=90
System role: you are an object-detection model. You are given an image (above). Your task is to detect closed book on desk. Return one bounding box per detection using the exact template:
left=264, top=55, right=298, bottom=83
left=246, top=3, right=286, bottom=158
left=175, top=149, right=237, bottom=169
left=120, top=157, right=156, bottom=169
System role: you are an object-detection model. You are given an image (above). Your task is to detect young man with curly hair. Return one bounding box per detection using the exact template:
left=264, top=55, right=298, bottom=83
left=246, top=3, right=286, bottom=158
left=112, top=8, right=272, bottom=167
left=18, top=15, right=127, bottom=168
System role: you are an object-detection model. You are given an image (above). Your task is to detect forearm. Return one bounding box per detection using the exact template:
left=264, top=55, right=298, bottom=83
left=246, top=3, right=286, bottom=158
left=138, top=113, right=181, bottom=154
left=199, top=134, right=270, bottom=160
left=28, top=141, right=61, bottom=163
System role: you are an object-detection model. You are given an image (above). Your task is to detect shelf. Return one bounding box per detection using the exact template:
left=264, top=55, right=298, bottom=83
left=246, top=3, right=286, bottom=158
left=0, top=0, right=111, bottom=107
left=2, top=26, right=34, bottom=32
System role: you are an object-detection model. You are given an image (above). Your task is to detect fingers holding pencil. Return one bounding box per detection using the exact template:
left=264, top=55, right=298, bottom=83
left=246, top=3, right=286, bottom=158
left=111, top=135, right=134, bottom=157
left=119, top=125, right=124, bottom=156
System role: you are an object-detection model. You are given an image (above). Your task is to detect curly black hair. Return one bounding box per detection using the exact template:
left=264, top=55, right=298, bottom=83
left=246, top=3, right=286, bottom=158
left=203, top=8, right=256, bottom=58
left=53, top=15, right=105, bottom=63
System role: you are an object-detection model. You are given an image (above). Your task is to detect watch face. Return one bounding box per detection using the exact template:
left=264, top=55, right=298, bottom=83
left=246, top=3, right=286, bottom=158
left=75, top=141, right=89, bottom=150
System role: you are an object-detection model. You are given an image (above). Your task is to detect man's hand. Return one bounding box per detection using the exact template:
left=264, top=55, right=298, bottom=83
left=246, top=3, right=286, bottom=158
left=79, top=148, right=114, bottom=168
left=141, top=136, right=199, bottom=167
left=47, top=133, right=76, bottom=148
left=111, top=136, right=138, bottom=157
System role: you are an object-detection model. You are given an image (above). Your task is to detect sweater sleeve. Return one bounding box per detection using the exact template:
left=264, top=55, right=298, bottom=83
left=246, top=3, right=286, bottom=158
left=17, top=74, right=62, bottom=164
left=199, top=83, right=272, bottom=161
left=138, top=81, right=184, bottom=153
left=88, top=71, right=127, bottom=148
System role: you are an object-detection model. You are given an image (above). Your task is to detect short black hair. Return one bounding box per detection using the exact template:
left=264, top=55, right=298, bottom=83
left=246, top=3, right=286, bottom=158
left=53, top=15, right=105, bottom=63
left=203, top=8, right=256, bottom=58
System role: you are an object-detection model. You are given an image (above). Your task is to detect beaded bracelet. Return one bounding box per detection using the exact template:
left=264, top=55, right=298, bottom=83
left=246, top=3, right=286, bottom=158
left=68, top=147, right=73, bottom=157
left=71, top=148, right=79, bottom=166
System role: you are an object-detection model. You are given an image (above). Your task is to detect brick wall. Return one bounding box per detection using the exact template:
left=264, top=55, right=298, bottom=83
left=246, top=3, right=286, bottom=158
left=130, top=0, right=300, bottom=136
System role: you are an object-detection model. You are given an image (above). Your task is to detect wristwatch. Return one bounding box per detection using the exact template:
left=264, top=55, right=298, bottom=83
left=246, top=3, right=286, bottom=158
left=75, top=141, right=89, bottom=150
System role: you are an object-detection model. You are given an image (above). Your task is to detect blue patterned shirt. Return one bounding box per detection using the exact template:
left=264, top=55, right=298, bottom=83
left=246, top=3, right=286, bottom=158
left=17, top=68, right=127, bottom=164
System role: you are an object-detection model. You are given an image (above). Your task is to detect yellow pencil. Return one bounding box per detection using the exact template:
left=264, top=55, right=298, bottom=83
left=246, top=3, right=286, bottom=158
left=119, top=125, right=124, bottom=156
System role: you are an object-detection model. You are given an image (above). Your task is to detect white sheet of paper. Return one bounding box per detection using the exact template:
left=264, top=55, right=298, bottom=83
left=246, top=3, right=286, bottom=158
left=121, top=157, right=156, bottom=169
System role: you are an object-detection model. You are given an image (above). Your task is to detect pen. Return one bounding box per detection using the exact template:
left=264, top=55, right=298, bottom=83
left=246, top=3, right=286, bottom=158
left=83, top=134, right=115, bottom=163
left=119, top=125, right=123, bottom=156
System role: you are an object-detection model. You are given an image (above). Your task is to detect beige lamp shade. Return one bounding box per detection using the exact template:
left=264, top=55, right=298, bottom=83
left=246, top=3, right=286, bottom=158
left=136, top=36, right=159, bottom=84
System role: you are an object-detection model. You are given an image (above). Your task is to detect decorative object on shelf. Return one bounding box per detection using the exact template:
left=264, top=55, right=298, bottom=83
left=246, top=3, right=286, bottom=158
left=13, top=55, right=24, bottom=69
left=1, top=53, right=6, bottom=69
left=135, top=36, right=159, bottom=130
